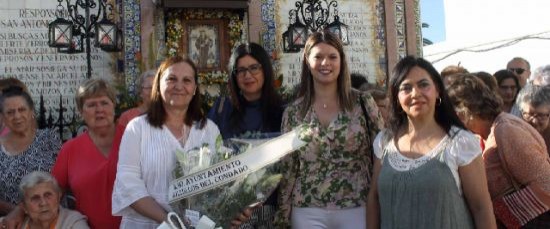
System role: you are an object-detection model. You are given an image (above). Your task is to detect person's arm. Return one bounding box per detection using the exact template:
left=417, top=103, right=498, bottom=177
left=52, top=141, right=70, bottom=192
left=229, top=203, right=262, bottom=229
left=112, top=119, right=157, bottom=219
left=492, top=121, right=550, bottom=226
left=3, top=204, right=25, bottom=229
left=273, top=107, right=298, bottom=228
left=459, top=156, right=497, bottom=229
left=366, top=157, right=382, bottom=229
left=70, top=212, right=91, bottom=229
left=0, top=200, right=14, bottom=216
left=129, top=197, right=168, bottom=224
left=497, top=123, right=550, bottom=190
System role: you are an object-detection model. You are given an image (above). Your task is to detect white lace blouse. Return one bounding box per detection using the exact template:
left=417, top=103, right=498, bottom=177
left=373, top=126, right=482, bottom=192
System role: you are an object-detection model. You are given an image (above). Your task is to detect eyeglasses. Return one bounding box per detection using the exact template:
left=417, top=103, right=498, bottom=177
left=235, top=64, right=262, bottom=77
left=522, top=111, right=550, bottom=121
left=508, top=68, right=526, bottom=75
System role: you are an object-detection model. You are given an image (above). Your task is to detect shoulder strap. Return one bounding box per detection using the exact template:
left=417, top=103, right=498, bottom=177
left=217, top=96, right=226, bottom=115
left=359, top=96, right=374, bottom=165
left=358, top=96, right=371, bottom=133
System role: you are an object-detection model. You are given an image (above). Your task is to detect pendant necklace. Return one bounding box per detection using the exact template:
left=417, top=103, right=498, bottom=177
left=323, top=103, right=327, bottom=109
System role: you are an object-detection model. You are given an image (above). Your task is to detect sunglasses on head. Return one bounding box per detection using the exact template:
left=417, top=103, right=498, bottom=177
left=508, top=68, right=526, bottom=75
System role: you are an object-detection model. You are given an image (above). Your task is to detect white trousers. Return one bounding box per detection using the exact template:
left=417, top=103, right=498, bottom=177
left=291, top=206, right=367, bottom=229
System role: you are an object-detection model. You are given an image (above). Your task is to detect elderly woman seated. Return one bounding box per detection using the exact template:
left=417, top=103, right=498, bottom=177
left=517, top=84, right=550, bottom=154
left=18, top=171, right=89, bottom=229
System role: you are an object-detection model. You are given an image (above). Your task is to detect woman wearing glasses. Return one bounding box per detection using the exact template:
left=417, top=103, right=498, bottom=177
left=208, top=43, right=284, bottom=228
left=208, top=43, right=284, bottom=140
left=517, top=84, right=550, bottom=155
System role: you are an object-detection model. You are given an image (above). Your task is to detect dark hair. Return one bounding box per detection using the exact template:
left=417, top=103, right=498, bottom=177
left=447, top=73, right=502, bottom=121
left=388, top=56, right=465, bottom=136
left=146, top=56, right=206, bottom=128
left=473, top=71, right=498, bottom=91
left=0, top=78, right=29, bottom=93
left=227, top=43, right=283, bottom=132
left=298, top=31, right=353, bottom=116
left=350, top=73, right=368, bottom=89
left=0, top=86, right=35, bottom=114
left=494, top=69, right=520, bottom=99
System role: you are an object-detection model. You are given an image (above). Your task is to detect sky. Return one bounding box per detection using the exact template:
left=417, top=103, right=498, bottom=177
left=421, top=0, right=550, bottom=74
left=420, top=0, right=446, bottom=43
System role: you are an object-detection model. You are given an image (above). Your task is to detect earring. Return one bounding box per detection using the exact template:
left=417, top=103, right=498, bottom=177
left=436, top=97, right=442, bottom=106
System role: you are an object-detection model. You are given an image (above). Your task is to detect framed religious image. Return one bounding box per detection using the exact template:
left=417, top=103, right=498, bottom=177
left=181, top=19, right=229, bottom=73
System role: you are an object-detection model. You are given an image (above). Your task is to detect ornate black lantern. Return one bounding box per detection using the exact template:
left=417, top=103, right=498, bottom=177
left=58, top=27, right=84, bottom=54
left=47, top=0, right=122, bottom=78
left=95, top=18, right=119, bottom=51
left=282, top=0, right=349, bottom=52
left=327, top=15, right=349, bottom=45
left=48, top=17, right=73, bottom=48
left=288, top=16, right=308, bottom=49
left=282, top=31, right=300, bottom=53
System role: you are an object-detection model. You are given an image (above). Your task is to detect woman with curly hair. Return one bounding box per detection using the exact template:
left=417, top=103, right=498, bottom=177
left=448, top=73, right=550, bottom=228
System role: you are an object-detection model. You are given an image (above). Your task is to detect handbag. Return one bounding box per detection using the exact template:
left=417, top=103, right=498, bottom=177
left=493, top=151, right=550, bottom=228
left=359, top=96, right=373, bottom=166
left=157, top=212, right=187, bottom=229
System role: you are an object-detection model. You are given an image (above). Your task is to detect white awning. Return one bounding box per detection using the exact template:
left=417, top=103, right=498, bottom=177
left=161, top=0, right=249, bottom=9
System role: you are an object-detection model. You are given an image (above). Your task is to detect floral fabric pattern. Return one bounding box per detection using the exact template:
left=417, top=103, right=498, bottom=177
left=275, top=91, right=383, bottom=227
left=0, top=129, right=61, bottom=204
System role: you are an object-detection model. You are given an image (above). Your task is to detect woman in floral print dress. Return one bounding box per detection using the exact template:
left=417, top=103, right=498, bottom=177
left=274, top=31, right=384, bottom=228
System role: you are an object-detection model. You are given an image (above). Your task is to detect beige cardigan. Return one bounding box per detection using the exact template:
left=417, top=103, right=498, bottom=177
left=21, top=207, right=89, bottom=229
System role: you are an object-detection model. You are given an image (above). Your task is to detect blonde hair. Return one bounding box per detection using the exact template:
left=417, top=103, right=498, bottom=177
left=75, top=79, right=117, bottom=111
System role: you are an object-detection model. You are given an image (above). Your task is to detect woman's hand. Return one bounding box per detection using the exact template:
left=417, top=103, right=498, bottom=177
left=3, top=204, right=25, bottom=229
left=230, top=202, right=262, bottom=229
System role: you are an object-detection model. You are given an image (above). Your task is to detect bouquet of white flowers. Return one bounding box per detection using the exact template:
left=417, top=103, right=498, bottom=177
left=168, top=127, right=308, bottom=228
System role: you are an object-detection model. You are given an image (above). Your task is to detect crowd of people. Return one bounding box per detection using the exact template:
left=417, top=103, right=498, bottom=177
left=1, top=30, right=550, bottom=229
